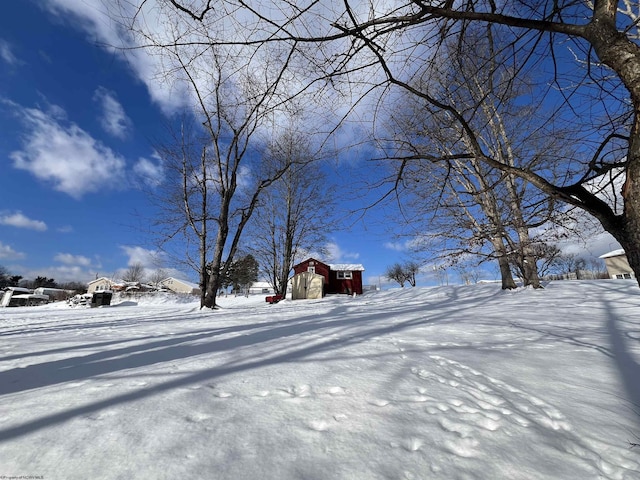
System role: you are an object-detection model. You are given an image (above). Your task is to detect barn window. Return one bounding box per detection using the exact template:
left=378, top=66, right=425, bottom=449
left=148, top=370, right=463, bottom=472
left=336, top=271, right=352, bottom=279
left=308, top=266, right=316, bottom=274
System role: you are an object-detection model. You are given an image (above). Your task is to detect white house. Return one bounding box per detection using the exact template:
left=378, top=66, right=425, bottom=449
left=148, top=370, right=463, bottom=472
left=87, top=277, right=115, bottom=294
left=159, top=277, right=201, bottom=295
left=599, top=249, right=636, bottom=279
left=248, top=281, right=275, bottom=295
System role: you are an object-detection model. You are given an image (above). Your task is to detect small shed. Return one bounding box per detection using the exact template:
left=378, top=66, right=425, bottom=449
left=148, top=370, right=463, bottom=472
left=291, top=271, right=325, bottom=300
left=599, top=249, right=635, bottom=279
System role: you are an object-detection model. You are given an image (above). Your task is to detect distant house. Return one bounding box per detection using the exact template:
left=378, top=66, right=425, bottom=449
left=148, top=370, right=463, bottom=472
left=248, top=282, right=275, bottom=295
left=599, top=249, right=636, bottom=279
left=291, top=258, right=365, bottom=298
left=87, top=277, right=114, bottom=294
left=159, top=277, right=201, bottom=295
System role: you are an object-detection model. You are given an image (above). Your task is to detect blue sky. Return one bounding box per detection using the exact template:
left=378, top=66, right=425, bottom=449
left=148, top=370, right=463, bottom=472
left=0, top=1, right=620, bottom=288
left=0, top=1, right=403, bottom=287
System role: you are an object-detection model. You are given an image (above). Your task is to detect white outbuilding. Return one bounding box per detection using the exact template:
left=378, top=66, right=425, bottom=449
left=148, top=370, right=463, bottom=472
left=599, top=249, right=636, bottom=279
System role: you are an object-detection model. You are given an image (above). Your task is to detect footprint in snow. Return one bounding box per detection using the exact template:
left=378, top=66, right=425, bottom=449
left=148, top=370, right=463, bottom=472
left=402, top=437, right=424, bottom=452
left=214, top=391, right=232, bottom=398
left=390, top=438, right=424, bottom=452
left=186, top=412, right=211, bottom=423
left=327, top=386, right=346, bottom=396
left=308, top=420, right=330, bottom=431
left=444, top=437, right=479, bottom=458
left=283, top=384, right=312, bottom=397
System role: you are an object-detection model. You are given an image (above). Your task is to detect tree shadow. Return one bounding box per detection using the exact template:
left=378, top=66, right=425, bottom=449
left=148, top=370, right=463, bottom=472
left=0, top=285, right=524, bottom=441
left=0, top=298, right=441, bottom=441
left=604, top=301, right=640, bottom=429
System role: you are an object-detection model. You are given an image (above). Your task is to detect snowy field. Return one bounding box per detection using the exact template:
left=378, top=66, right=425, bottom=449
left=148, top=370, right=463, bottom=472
left=1, top=281, right=639, bottom=479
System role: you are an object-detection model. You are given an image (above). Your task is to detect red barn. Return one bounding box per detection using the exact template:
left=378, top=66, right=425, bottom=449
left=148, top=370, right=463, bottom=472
left=292, top=258, right=365, bottom=296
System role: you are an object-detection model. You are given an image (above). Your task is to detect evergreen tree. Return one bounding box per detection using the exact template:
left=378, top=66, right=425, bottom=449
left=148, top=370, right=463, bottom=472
left=230, top=255, right=259, bottom=294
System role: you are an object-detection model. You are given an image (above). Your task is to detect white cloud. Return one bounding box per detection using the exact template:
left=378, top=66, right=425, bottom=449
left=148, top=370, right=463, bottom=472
left=324, top=241, right=360, bottom=263
left=134, top=154, right=164, bottom=187
left=0, top=39, right=19, bottom=66
left=43, top=0, right=192, bottom=114
left=383, top=241, right=408, bottom=252
left=0, top=211, right=47, bottom=231
left=15, top=265, right=95, bottom=284
left=383, top=237, right=429, bottom=252
left=9, top=103, right=127, bottom=199
left=93, top=86, right=132, bottom=139
left=54, top=253, right=92, bottom=267
left=120, top=245, right=164, bottom=268
left=0, top=241, right=25, bottom=260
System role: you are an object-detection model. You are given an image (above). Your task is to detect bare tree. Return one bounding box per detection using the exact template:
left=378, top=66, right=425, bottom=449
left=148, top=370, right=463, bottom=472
left=144, top=0, right=640, bottom=288
left=148, top=268, right=169, bottom=287
left=385, top=263, right=407, bottom=287
left=248, top=126, right=334, bottom=297
left=404, top=261, right=420, bottom=287
left=531, top=243, right=563, bottom=279
left=120, top=9, right=311, bottom=309
left=551, top=253, right=587, bottom=279
left=587, top=257, right=609, bottom=279
left=381, top=29, right=569, bottom=289
left=150, top=115, right=215, bottom=306
left=385, top=261, right=419, bottom=287
left=326, top=1, right=640, bottom=287
left=122, top=262, right=145, bottom=283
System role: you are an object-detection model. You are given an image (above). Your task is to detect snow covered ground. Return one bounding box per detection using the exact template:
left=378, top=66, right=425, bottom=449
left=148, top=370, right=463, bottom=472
left=1, top=281, right=639, bottom=479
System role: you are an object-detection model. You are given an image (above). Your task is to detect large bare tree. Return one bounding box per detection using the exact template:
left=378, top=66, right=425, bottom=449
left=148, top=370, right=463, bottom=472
left=120, top=6, right=309, bottom=309
left=150, top=115, right=214, bottom=306
left=248, top=127, right=334, bottom=297
left=381, top=28, right=575, bottom=289
left=146, top=0, right=640, bottom=287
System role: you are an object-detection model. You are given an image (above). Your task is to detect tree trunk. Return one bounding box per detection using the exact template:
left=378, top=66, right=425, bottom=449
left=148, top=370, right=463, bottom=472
left=490, top=237, right=517, bottom=289
left=203, top=218, right=229, bottom=309
left=518, top=235, right=542, bottom=288
left=620, top=113, right=640, bottom=286
left=584, top=10, right=640, bottom=287
left=277, top=190, right=295, bottom=298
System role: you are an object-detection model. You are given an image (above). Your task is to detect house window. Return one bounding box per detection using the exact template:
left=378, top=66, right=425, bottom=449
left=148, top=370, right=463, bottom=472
left=308, top=267, right=316, bottom=274
left=336, top=271, right=352, bottom=279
